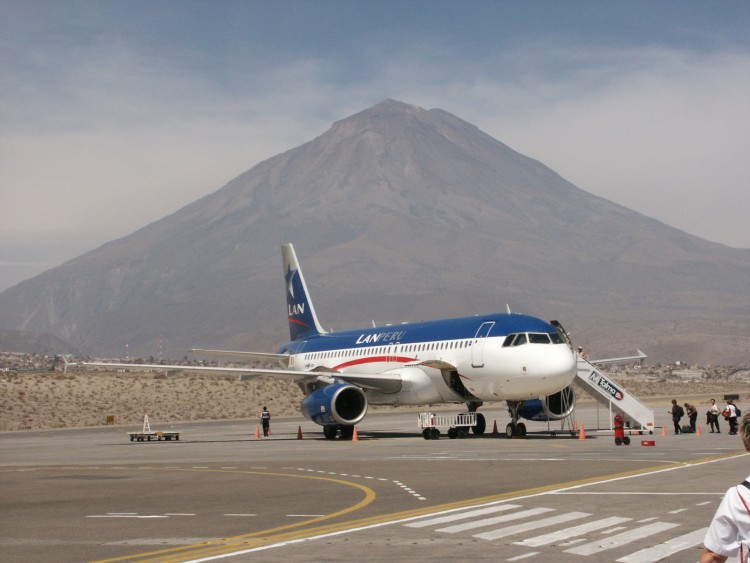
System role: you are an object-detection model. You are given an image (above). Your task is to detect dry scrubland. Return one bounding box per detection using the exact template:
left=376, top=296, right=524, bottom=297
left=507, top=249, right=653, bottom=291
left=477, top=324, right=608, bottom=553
left=2, top=370, right=750, bottom=432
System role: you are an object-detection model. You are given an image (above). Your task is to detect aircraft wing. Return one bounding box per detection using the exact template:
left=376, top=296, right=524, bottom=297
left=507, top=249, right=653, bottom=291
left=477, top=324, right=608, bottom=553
left=323, top=372, right=402, bottom=393
left=188, top=349, right=290, bottom=367
left=81, top=361, right=319, bottom=382
left=79, top=361, right=403, bottom=393
left=588, top=350, right=647, bottom=365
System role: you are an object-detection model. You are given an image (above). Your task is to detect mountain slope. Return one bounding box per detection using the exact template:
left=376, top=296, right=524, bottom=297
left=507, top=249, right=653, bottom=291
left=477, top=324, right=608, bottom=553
left=1, top=100, right=749, bottom=363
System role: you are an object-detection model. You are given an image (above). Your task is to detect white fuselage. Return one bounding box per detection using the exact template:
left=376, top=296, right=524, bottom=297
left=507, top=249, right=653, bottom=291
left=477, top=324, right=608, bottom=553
left=290, top=335, right=577, bottom=406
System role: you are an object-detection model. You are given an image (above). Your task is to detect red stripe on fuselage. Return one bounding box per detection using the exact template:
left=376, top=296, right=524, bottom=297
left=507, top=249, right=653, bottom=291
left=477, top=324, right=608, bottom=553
left=333, top=356, right=415, bottom=370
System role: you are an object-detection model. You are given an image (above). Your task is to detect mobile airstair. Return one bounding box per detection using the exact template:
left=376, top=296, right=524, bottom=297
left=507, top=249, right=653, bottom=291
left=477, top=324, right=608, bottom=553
left=575, top=355, right=655, bottom=433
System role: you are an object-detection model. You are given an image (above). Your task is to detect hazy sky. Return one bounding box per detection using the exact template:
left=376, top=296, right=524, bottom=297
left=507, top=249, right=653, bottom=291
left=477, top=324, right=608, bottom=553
left=2, top=1, right=749, bottom=292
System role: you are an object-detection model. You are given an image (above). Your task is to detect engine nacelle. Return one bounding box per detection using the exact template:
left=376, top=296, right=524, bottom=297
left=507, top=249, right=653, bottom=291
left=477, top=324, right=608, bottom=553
left=300, top=383, right=368, bottom=426
left=518, top=385, right=576, bottom=422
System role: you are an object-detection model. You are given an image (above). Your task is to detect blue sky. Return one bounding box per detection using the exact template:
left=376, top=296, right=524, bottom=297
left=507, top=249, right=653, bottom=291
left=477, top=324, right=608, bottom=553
left=2, top=1, right=749, bottom=291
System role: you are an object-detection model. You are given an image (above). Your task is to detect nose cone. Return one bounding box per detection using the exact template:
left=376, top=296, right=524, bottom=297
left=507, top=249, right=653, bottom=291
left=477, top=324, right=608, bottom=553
left=537, top=345, right=577, bottom=387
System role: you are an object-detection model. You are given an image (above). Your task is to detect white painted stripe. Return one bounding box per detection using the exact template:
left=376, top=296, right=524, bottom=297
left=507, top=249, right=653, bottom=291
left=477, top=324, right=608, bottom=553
left=668, top=508, right=687, bottom=514
left=474, top=511, right=590, bottom=541
left=87, top=514, right=167, bottom=518
left=507, top=553, right=538, bottom=561
left=515, top=516, right=632, bottom=547
left=182, top=455, right=747, bottom=562
left=616, top=527, right=708, bottom=563
left=602, top=526, right=629, bottom=534
left=565, top=522, right=679, bottom=556
left=405, top=504, right=521, bottom=528
left=437, top=507, right=553, bottom=534
left=224, top=514, right=257, bottom=517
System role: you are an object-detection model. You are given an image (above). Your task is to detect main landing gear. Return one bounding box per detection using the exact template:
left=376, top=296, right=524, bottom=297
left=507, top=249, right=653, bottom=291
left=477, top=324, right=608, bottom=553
left=506, top=401, right=527, bottom=438
left=467, top=401, right=486, bottom=436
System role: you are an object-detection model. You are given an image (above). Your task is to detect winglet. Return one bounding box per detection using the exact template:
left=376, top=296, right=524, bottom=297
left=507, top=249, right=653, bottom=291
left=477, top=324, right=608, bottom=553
left=282, top=244, right=327, bottom=341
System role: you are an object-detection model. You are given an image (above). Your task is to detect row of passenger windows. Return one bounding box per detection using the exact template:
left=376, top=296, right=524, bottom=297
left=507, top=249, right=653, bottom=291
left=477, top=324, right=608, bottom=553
left=303, top=340, right=474, bottom=361
left=502, top=332, right=565, bottom=347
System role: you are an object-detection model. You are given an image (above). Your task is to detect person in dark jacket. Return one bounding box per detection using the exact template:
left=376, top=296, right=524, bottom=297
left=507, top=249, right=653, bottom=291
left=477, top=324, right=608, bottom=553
left=669, top=399, right=684, bottom=434
left=260, top=406, right=271, bottom=437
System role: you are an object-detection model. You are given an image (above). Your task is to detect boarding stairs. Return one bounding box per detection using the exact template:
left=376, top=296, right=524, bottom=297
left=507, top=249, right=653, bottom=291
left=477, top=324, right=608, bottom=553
left=575, top=356, right=655, bottom=433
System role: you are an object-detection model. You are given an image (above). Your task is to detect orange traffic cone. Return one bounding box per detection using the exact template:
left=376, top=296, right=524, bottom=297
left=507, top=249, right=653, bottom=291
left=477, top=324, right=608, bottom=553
left=696, top=425, right=702, bottom=436
left=352, top=426, right=359, bottom=442
left=254, top=425, right=260, bottom=439
left=297, top=425, right=303, bottom=440
left=492, top=420, right=499, bottom=435
left=661, top=425, right=667, bottom=436
left=579, top=424, right=587, bottom=441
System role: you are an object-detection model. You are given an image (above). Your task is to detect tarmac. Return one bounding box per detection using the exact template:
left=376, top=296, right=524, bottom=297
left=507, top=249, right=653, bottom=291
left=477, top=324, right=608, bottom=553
left=1, top=404, right=747, bottom=562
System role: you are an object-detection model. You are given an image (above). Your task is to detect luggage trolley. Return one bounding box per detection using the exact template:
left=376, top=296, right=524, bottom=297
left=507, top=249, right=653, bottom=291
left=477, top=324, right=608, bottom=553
left=418, top=412, right=477, bottom=440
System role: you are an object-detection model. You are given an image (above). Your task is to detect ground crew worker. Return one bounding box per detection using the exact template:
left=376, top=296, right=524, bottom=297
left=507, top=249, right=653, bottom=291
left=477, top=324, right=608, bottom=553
left=261, top=406, right=271, bottom=437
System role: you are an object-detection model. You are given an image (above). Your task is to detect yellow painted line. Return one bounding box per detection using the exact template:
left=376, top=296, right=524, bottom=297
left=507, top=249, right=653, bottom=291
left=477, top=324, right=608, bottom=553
left=90, top=467, right=376, bottom=563
left=90, top=449, right=746, bottom=562
left=98, top=450, right=746, bottom=562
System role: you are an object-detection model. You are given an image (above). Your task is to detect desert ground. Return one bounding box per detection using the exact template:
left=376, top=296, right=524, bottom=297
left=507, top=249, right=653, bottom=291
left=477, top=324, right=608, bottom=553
left=2, top=366, right=750, bottom=432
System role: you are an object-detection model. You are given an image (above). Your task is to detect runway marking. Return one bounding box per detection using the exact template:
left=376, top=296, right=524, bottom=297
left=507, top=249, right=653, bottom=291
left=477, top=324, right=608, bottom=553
left=87, top=514, right=168, bottom=519
left=405, top=503, right=521, bottom=528
left=616, top=527, right=708, bottom=562
left=91, top=450, right=742, bottom=562
left=514, top=515, right=632, bottom=547
left=296, top=467, right=427, bottom=501
left=564, top=522, right=679, bottom=556
left=90, top=466, right=377, bottom=563
left=472, top=511, right=590, bottom=540
left=438, top=507, right=554, bottom=534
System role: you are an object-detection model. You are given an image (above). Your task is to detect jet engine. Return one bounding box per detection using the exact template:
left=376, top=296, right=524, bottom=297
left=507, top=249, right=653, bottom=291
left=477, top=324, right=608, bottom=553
left=518, top=385, right=576, bottom=422
left=300, top=383, right=368, bottom=426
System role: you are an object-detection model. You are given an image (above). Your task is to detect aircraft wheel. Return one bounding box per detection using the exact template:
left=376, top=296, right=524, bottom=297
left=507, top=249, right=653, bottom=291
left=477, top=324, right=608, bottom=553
left=517, top=423, right=527, bottom=437
left=472, top=413, right=486, bottom=435
left=340, top=426, right=354, bottom=440
left=323, top=425, right=338, bottom=440
left=506, top=423, right=516, bottom=439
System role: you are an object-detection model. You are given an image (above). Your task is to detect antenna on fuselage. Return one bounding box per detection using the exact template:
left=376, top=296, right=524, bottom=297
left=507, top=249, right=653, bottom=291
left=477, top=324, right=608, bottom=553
left=506, top=304, right=512, bottom=314
left=372, top=320, right=377, bottom=327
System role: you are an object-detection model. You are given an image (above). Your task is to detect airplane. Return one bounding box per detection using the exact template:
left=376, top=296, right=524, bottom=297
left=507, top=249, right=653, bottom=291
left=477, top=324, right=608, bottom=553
left=81, top=243, right=578, bottom=439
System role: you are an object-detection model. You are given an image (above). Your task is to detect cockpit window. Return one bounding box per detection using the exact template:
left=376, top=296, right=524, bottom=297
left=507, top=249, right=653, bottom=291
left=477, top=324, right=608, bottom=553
left=549, top=332, right=565, bottom=344
left=503, top=332, right=564, bottom=347
left=528, top=333, right=551, bottom=344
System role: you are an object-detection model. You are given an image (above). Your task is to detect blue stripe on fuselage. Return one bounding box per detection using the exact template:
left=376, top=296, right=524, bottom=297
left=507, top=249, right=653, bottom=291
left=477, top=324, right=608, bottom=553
left=277, top=313, right=555, bottom=354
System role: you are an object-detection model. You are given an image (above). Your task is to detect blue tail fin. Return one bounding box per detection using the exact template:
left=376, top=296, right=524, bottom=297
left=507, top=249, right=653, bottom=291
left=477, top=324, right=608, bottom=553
left=282, top=244, right=326, bottom=341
